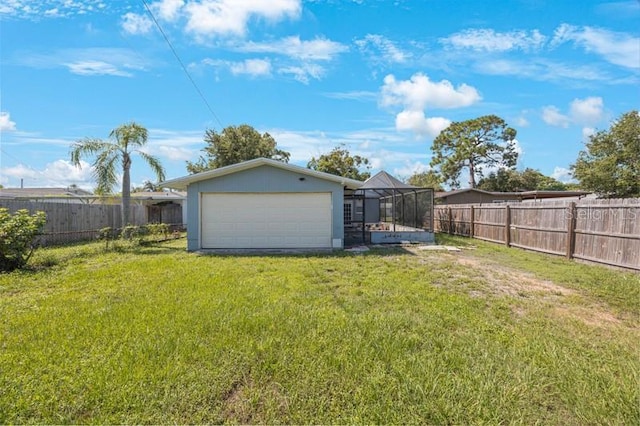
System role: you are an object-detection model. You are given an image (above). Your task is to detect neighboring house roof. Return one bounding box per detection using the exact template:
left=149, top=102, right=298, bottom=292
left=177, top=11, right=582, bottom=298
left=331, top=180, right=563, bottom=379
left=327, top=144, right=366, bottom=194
left=361, top=171, right=415, bottom=189
left=130, top=191, right=186, bottom=201
left=434, top=188, right=496, bottom=198
left=160, top=157, right=364, bottom=190
left=517, top=190, right=591, bottom=200
left=0, top=187, right=93, bottom=198
left=435, top=188, right=591, bottom=200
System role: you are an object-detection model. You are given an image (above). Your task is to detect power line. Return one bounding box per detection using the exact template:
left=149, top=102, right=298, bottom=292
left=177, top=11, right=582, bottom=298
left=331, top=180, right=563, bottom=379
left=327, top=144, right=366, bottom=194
left=141, top=0, right=224, bottom=129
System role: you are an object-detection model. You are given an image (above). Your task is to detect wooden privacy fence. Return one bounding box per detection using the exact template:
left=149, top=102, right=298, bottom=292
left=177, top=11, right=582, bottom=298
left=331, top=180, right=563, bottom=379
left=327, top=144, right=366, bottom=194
left=0, top=200, right=146, bottom=246
left=435, top=199, right=640, bottom=271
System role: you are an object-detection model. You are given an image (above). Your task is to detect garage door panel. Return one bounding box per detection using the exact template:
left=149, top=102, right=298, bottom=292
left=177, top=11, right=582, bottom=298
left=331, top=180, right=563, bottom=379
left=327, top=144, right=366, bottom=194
left=201, top=193, right=332, bottom=249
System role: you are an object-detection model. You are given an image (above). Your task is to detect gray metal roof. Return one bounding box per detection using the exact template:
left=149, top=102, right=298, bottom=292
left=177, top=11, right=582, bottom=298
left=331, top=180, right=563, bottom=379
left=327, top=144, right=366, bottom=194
left=361, top=171, right=415, bottom=189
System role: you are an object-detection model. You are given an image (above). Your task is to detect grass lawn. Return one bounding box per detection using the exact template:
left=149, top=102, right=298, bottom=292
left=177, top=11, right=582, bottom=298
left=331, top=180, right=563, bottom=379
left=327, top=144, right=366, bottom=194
left=1, top=236, right=638, bottom=424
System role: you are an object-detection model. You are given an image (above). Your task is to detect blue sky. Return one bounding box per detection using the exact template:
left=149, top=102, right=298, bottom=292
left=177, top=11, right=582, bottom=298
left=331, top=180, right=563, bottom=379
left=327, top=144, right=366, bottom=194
left=1, top=0, right=638, bottom=191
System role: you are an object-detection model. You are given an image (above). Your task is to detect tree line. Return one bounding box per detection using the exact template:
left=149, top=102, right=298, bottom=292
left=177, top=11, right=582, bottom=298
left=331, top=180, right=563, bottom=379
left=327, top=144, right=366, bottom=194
left=183, top=110, right=638, bottom=197
left=67, top=110, right=638, bottom=226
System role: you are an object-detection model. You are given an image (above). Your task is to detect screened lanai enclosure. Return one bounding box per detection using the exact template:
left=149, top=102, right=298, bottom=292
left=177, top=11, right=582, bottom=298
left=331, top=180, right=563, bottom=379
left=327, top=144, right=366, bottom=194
left=344, top=171, right=435, bottom=246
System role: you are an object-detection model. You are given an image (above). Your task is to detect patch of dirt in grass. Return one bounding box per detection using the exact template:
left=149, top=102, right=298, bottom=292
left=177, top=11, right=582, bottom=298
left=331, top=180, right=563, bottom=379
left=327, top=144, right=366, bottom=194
left=222, top=378, right=253, bottom=424
left=416, top=250, right=626, bottom=329
left=553, top=305, right=622, bottom=327
left=221, top=377, right=289, bottom=424
left=454, top=255, right=574, bottom=298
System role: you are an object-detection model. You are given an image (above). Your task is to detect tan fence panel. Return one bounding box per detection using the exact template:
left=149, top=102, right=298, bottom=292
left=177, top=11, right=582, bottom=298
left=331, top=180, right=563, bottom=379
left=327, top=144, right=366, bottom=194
left=435, top=198, right=639, bottom=271
left=573, top=199, right=639, bottom=270
left=473, top=206, right=505, bottom=243
left=0, top=200, right=146, bottom=245
left=509, top=205, right=567, bottom=255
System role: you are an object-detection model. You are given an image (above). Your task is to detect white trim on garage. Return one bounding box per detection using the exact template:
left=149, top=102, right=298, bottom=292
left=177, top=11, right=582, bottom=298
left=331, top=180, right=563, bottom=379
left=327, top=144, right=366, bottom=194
left=200, top=192, right=332, bottom=249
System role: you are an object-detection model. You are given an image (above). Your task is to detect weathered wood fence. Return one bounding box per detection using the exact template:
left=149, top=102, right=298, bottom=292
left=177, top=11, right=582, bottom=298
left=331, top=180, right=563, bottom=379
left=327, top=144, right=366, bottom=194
left=0, top=200, right=147, bottom=246
left=435, top=199, right=639, bottom=271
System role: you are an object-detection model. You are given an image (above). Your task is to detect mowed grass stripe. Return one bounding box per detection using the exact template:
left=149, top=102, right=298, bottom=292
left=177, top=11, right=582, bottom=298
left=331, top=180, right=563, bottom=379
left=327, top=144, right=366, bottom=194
left=1, top=238, right=638, bottom=424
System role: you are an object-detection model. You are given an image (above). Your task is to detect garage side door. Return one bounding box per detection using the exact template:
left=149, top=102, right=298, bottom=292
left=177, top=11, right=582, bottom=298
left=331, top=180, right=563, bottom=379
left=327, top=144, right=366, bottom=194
left=201, top=193, right=332, bottom=249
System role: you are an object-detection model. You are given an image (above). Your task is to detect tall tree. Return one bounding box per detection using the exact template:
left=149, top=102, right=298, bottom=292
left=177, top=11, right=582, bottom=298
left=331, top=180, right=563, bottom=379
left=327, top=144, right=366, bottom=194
left=407, top=170, right=444, bottom=190
left=70, top=122, right=165, bottom=226
left=430, top=115, right=518, bottom=188
left=478, top=168, right=567, bottom=192
left=307, top=145, right=371, bottom=181
left=571, top=110, right=640, bottom=198
left=186, top=124, right=290, bottom=174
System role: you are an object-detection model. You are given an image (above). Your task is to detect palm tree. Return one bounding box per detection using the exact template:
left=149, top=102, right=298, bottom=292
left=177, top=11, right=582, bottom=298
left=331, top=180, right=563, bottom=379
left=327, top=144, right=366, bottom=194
left=70, top=122, right=165, bottom=226
left=142, top=180, right=158, bottom=192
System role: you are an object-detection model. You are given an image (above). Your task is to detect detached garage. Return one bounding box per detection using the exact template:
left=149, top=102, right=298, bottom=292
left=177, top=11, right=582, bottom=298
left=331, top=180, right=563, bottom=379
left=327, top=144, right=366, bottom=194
left=161, top=158, right=363, bottom=251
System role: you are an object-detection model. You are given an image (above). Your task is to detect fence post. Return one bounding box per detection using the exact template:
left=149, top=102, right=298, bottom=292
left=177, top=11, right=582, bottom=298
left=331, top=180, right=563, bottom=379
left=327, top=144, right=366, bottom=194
left=504, top=204, right=511, bottom=247
left=469, top=205, right=475, bottom=238
left=566, top=202, right=577, bottom=259
left=448, top=207, right=453, bottom=234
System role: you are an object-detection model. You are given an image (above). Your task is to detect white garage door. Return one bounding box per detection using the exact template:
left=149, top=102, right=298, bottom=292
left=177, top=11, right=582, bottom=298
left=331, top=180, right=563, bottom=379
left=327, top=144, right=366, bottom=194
left=201, top=193, right=332, bottom=249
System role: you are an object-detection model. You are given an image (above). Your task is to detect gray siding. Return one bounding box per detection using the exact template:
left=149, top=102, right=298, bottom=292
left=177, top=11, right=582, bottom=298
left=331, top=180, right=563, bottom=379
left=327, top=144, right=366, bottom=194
left=186, top=165, right=345, bottom=250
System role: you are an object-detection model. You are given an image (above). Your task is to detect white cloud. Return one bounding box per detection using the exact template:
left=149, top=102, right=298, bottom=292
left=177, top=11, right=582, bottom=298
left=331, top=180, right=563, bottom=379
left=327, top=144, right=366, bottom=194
left=152, top=0, right=184, bottom=21
left=569, top=97, right=604, bottom=125
left=355, top=34, right=411, bottom=64
left=0, top=112, right=17, bottom=132
left=184, top=0, right=301, bottom=38
left=279, top=63, right=325, bottom=84
left=381, top=73, right=481, bottom=110
left=542, top=106, right=571, bottom=127
left=551, top=166, right=576, bottom=184
left=229, top=58, right=272, bottom=76
left=198, top=36, right=345, bottom=83
left=0, top=0, right=110, bottom=19
left=441, top=28, right=547, bottom=52
left=552, top=24, right=640, bottom=69
left=64, top=60, right=133, bottom=77
left=380, top=73, right=479, bottom=137
left=19, top=48, right=148, bottom=77
left=155, top=146, right=195, bottom=162
left=121, top=12, right=153, bottom=35
left=144, top=128, right=204, bottom=163
left=582, top=127, right=596, bottom=141
left=392, top=161, right=432, bottom=180
left=1, top=160, right=95, bottom=189
left=395, top=111, right=451, bottom=138
left=543, top=97, right=604, bottom=128
left=197, top=57, right=274, bottom=79
left=237, top=36, right=348, bottom=61
left=266, top=127, right=406, bottom=167
left=477, top=58, right=611, bottom=83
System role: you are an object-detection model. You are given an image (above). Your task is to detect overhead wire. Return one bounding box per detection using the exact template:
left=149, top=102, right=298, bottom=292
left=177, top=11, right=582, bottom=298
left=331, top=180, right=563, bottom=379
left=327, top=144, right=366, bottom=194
left=140, top=0, right=224, bottom=130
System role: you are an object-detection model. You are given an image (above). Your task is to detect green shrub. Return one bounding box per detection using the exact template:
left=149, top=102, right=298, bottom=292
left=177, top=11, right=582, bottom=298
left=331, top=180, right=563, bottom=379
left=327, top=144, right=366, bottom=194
left=0, top=208, right=47, bottom=272
left=97, top=227, right=117, bottom=249
left=145, top=223, right=170, bottom=242
left=120, top=225, right=148, bottom=247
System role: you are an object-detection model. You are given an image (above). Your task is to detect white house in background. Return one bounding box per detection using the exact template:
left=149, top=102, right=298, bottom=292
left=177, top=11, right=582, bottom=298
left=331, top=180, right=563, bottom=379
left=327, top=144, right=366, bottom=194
left=161, top=158, right=363, bottom=251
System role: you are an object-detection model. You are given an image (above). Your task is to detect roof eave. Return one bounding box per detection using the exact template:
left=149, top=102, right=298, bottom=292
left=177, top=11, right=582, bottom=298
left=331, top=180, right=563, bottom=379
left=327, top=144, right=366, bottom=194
left=160, top=158, right=363, bottom=190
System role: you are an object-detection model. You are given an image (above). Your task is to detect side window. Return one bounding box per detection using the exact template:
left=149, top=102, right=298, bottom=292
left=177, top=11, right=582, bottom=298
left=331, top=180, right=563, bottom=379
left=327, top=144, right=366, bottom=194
left=344, top=203, right=352, bottom=223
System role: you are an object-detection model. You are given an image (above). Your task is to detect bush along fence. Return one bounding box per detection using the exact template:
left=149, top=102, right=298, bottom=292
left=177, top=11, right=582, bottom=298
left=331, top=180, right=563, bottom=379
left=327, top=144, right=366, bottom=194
left=435, top=198, right=639, bottom=271
left=0, top=200, right=184, bottom=246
